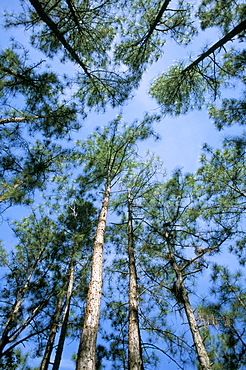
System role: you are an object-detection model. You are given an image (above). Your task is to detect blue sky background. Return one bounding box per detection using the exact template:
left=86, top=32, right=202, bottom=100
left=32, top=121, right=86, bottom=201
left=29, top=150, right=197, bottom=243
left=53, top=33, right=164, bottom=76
left=0, top=1, right=244, bottom=369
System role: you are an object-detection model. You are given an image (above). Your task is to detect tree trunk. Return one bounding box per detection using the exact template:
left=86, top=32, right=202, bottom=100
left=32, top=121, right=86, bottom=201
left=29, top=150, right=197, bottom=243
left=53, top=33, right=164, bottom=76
left=127, top=191, right=144, bottom=370
left=76, top=182, right=111, bottom=370
left=53, top=260, right=75, bottom=370
left=180, top=281, right=211, bottom=370
left=171, top=256, right=211, bottom=370
left=40, top=295, right=64, bottom=370
left=163, top=225, right=211, bottom=370
left=40, top=259, right=74, bottom=370
left=142, top=0, right=171, bottom=44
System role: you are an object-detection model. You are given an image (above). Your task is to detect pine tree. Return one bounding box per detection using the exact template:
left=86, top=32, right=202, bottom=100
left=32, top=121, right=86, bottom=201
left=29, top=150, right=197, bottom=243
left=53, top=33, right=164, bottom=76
left=102, top=156, right=168, bottom=369
left=75, top=116, right=158, bottom=370
left=127, top=189, right=144, bottom=370
left=0, top=213, right=59, bottom=363
left=136, top=169, right=237, bottom=368
left=114, top=0, right=196, bottom=72
left=0, top=180, right=97, bottom=368
left=1, top=1, right=245, bottom=368
left=196, top=134, right=246, bottom=264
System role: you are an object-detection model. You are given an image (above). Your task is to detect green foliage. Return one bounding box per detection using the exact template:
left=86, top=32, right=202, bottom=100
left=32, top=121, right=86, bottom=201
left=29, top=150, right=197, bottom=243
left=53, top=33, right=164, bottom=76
left=149, top=0, right=246, bottom=122
left=0, top=0, right=245, bottom=368
left=4, top=0, right=139, bottom=108
left=101, top=301, right=128, bottom=369
left=197, top=0, right=246, bottom=34
left=115, top=0, right=196, bottom=72
left=196, top=134, right=246, bottom=263
left=209, top=96, right=246, bottom=130
left=197, top=265, right=246, bottom=369
left=75, top=114, right=160, bottom=189
left=0, top=245, right=8, bottom=266
left=0, top=180, right=97, bottom=365
left=0, top=136, right=71, bottom=208
left=149, top=63, right=207, bottom=115
left=0, top=348, right=33, bottom=370
left=0, top=43, right=78, bottom=209
left=0, top=45, right=78, bottom=137
left=208, top=49, right=246, bottom=129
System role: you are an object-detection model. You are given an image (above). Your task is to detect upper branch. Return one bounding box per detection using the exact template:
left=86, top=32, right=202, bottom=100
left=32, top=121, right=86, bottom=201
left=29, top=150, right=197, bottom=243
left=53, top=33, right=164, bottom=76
left=183, top=19, right=246, bottom=74
left=29, top=0, right=92, bottom=78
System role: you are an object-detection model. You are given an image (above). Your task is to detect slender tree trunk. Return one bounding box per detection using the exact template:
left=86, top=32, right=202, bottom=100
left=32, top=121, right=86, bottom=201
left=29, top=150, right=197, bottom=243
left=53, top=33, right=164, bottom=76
left=0, top=115, right=44, bottom=125
left=169, top=249, right=211, bottom=370
left=40, top=259, right=74, bottom=370
left=40, top=296, right=64, bottom=370
left=127, top=191, right=144, bottom=370
left=53, top=260, right=75, bottom=370
left=179, top=279, right=211, bottom=370
left=0, top=297, right=24, bottom=356
left=142, top=0, right=171, bottom=44
left=76, top=181, right=111, bottom=370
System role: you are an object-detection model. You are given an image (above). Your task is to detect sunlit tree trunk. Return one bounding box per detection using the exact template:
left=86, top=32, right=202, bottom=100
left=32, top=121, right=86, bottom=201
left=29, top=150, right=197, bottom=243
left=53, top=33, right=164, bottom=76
left=166, top=231, right=211, bottom=370
left=180, top=279, right=212, bottom=370
left=76, top=181, right=111, bottom=370
left=173, top=269, right=212, bottom=370
left=127, top=190, right=144, bottom=370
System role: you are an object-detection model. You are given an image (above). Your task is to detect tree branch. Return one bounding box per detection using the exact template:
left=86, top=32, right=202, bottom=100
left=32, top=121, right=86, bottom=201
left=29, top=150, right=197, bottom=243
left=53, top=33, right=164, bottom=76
left=182, top=19, right=246, bottom=74
left=0, top=115, right=44, bottom=125
left=29, top=0, right=92, bottom=78
left=142, top=0, right=171, bottom=44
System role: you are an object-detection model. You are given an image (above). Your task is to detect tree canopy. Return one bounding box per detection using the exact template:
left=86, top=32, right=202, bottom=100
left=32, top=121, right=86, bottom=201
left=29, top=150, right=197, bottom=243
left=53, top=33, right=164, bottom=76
left=0, top=0, right=245, bottom=369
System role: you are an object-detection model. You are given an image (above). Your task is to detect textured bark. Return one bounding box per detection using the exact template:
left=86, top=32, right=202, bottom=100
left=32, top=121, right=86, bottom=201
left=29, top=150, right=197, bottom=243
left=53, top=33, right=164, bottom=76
left=53, top=260, right=75, bottom=370
left=169, top=250, right=211, bottom=370
left=40, top=260, right=74, bottom=370
left=76, top=182, right=110, bottom=370
left=0, top=115, right=44, bottom=125
left=127, top=191, right=144, bottom=370
left=181, top=282, right=212, bottom=370
left=39, top=295, right=64, bottom=370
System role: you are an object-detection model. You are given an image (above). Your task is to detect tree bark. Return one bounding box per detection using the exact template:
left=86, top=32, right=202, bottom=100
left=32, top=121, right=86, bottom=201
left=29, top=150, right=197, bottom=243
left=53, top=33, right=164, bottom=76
left=127, top=190, right=144, bottom=370
left=39, top=295, right=64, bottom=370
left=53, top=260, right=75, bottom=370
left=0, top=115, right=44, bottom=125
left=180, top=281, right=211, bottom=370
left=76, top=181, right=111, bottom=370
left=40, top=259, right=74, bottom=370
left=170, top=253, right=212, bottom=370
